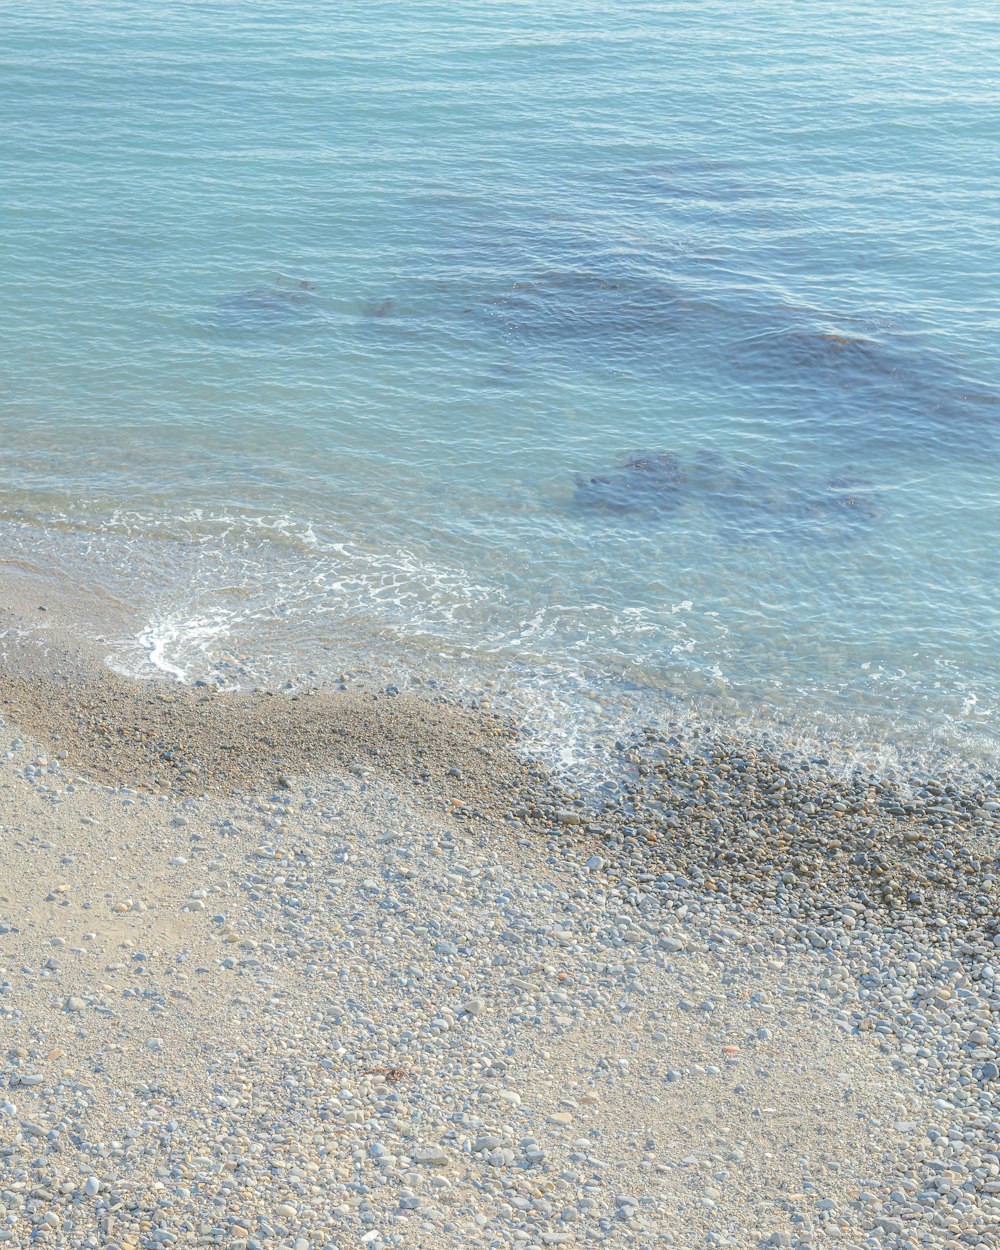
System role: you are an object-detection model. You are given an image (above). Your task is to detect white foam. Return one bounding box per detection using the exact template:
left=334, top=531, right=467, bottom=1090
left=114, top=612, right=240, bottom=683
left=12, top=502, right=997, bottom=779
left=143, top=620, right=187, bottom=680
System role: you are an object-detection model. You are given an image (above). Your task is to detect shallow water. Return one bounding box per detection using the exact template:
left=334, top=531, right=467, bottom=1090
left=2, top=1, right=999, bottom=769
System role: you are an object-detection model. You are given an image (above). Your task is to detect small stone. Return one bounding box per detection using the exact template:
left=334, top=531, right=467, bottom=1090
left=414, top=1146, right=449, bottom=1166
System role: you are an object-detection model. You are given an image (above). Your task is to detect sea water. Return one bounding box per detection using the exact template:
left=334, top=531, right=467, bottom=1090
left=2, top=1, right=999, bottom=769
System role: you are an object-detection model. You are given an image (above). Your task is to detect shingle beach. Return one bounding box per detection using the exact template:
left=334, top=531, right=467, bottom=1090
left=1, top=582, right=998, bottom=1250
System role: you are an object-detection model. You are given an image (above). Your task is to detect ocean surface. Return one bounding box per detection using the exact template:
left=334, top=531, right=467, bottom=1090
left=2, top=1, right=999, bottom=771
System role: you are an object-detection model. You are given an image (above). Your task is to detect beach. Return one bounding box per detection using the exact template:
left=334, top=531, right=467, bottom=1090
left=2, top=7, right=1000, bottom=1246
left=1, top=576, right=998, bottom=1250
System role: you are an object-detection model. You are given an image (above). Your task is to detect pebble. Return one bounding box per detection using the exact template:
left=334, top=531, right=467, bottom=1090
left=1, top=695, right=998, bottom=1250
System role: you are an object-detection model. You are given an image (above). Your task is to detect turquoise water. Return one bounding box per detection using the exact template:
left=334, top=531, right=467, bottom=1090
left=2, top=1, right=999, bottom=766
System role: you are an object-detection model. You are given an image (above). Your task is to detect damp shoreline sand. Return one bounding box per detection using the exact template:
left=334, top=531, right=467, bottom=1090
left=1, top=567, right=998, bottom=1250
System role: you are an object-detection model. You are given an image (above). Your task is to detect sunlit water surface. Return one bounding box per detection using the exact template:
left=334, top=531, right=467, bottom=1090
left=2, top=1, right=999, bottom=771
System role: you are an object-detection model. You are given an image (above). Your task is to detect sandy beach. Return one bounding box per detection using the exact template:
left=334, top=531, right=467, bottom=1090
left=1, top=575, right=998, bottom=1250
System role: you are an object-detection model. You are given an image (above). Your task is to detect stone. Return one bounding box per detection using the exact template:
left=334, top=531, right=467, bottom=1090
left=414, top=1146, right=449, bottom=1167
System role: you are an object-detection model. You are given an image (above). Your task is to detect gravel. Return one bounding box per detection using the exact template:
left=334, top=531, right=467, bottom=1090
left=0, top=597, right=997, bottom=1249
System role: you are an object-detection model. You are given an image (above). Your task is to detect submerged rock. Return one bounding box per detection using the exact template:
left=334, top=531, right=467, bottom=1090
left=212, top=277, right=319, bottom=329
left=574, top=451, right=687, bottom=516
left=731, top=324, right=1000, bottom=444
left=691, top=451, right=883, bottom=539
left=805, top=470, right=883, bottom=527
left=360, top=295, right=396, bottom=318
left=488, top=269, right=688, bottom=348
left=575, top=449, right=883, bottom=540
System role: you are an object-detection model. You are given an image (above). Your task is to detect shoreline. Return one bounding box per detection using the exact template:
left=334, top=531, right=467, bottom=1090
left=4, top=548, right=998, bottom=788
left=2, top=571, right=996, bottom=931
left=1, top=576, right=998, bottom=1248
